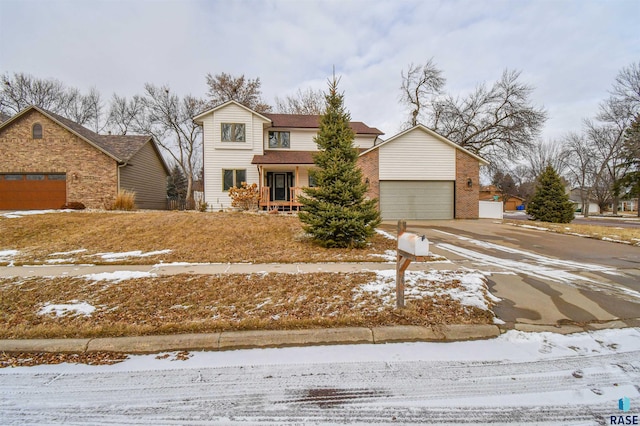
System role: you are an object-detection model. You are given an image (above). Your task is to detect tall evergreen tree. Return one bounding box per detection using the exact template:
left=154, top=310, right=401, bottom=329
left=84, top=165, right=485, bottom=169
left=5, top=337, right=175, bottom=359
left=298, top=76, right=381, bottom=248
left=167, top=164, right=188, bottom=201
left=527, top=165, right=575, bottom=223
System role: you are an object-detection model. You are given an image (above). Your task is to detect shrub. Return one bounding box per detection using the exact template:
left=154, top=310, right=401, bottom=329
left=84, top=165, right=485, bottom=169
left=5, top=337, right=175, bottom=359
left=61, top=201, right=86, bottom=210
left=111, top=190, right=137, bottom=211
left=228, top=182, right=260, bottom=210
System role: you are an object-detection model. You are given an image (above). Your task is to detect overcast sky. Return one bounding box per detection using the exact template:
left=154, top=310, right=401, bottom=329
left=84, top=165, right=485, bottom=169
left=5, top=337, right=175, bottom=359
left=1, top=0, right=638, bottom=141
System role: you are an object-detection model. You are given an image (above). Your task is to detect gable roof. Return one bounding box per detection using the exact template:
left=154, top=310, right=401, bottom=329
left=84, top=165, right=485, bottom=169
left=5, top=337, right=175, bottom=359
left=192, top=100, right=384, bottom=136
left=0, top=106, right=169, bottom=173
left=361, top=124, right=489, bottom=165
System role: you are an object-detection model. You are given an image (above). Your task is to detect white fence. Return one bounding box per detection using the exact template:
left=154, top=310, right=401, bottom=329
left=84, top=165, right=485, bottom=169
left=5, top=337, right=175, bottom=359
left=479, top=201, right=503, bottom=219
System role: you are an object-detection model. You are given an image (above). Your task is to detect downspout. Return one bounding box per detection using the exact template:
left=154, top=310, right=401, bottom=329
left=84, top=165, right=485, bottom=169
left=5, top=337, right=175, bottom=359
left=117, top=162, right=128, bottom=194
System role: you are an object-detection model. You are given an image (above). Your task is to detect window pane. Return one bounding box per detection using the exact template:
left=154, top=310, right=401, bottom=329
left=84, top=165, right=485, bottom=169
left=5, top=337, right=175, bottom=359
left=32, top=123, right=43, bottom=139
left=221, top=124, right=231, bottom=142
left=281, top=132, right=290, bottom=148
left=48, top=174, right=66, bottom=181
left=4, top=174, right=23, bottom=181
left=223, top=169, right=234, bottom=190
left=234, top=124, right=245, bottom=142
left=27, top=174, right=45, bottom=181
left=235, top=169, right=246, bottom=186
left=269, top=131, right=278, bottom=148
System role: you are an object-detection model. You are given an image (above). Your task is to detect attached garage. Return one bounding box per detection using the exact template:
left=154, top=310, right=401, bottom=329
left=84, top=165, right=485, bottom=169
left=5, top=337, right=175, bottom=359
left=379, top=180, right=454, bottom=220
left=0, top=173, right=66, bottom=210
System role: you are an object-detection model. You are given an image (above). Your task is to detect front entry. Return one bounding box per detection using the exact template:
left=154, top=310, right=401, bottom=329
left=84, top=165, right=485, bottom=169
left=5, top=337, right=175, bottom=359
left=266, top=172, right=294, bottom=202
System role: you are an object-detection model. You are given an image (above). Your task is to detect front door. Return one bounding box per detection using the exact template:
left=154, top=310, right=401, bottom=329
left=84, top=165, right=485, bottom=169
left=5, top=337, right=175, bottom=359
left=274, top=173, right=287, bottom=201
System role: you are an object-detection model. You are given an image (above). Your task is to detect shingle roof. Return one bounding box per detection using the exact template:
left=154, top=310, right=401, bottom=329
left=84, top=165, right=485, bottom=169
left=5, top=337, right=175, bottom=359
left=262, top=113, right=383, bottom=135
left=41, top=108, right=151, bottom=162
left=252, top=151, right=316, bottom=165
left=0, top=112, right=10, bottom=123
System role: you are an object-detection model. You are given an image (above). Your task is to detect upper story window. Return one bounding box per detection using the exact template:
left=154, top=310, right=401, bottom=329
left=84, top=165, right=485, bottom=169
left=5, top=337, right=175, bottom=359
left=268, top=131, right=290, bottom=149
left=221, top=123, right=245, bottom=142
left=32, top=123, right=43, bottom=139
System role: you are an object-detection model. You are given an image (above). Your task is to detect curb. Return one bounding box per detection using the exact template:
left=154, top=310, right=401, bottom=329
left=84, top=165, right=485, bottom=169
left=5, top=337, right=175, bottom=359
left=0, top=325, right=501, bottom=355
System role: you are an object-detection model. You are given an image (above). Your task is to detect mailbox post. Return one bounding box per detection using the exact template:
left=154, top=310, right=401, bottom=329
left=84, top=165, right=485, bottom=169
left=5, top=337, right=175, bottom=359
left=396, top=220, right=429, bottom=309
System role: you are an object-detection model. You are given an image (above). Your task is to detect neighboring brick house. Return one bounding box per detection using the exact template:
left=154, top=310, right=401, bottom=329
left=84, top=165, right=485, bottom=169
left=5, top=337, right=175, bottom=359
left=0, top=106, right=170, bottom=210
left=194, top=101, right=488, bottom=219
left=480, top=185, right=525, bottom=211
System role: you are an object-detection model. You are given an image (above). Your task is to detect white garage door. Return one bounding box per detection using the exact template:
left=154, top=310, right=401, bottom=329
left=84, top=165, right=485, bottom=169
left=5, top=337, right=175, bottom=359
left=379, top=181, right=454, bottom=220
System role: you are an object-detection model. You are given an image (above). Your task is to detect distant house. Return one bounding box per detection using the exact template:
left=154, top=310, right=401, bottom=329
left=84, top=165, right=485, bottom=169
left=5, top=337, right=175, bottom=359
left=0, top=105, right=170, bottom=210
left=568, top=188, right=601, bottom=215
left=194, top=101, right=488, bottom=219
left=479, top=185, right=525, bottom=211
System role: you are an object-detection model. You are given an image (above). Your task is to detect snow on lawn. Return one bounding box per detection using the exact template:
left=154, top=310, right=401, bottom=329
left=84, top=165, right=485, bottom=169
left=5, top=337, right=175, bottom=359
left=355, top=269, right=499, bottom=311
left=38, top=301, right=96, bottom=317
left=369, top=249, right=397, bottom=262
left=375, top=229, right=397, bottom=240
left=1, top=209, right=74, bottom=219
left=82, top=271, right=157, bottom=282
left=49, top=249, right=87, bottom=256
left=0, top=249, right=19, bottom=263
left=95, top=250, right=172, bottom=261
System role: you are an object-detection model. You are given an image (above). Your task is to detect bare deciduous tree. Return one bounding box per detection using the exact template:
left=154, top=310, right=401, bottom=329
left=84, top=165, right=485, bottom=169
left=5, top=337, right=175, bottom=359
left=107, top=94, right=145, bottom=135
left=400, top=59, right=445, bottom=128
left=205, top=72, right=271, bottom=113
left=274, top=88, right=325, bottom=115
left=562, top=132, right=596, bottom=216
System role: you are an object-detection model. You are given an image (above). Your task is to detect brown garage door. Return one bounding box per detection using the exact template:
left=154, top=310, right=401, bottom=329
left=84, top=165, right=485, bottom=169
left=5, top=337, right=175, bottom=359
left=0, top=174, right=67, bottom=210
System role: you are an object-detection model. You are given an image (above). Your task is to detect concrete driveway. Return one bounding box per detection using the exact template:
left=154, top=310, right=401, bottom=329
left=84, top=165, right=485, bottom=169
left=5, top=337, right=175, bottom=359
left=380, top=220, right=640, bottom=332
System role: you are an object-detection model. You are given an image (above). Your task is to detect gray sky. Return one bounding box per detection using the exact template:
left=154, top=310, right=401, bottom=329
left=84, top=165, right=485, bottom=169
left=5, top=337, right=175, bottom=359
left=1, top=0, right=638, bottom=141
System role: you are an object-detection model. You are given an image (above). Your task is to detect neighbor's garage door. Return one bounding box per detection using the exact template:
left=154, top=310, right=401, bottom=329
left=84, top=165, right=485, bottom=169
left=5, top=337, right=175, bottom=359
left=379, top=181, right=454, bottom=220
left=0, top=174, right=66, bottom=210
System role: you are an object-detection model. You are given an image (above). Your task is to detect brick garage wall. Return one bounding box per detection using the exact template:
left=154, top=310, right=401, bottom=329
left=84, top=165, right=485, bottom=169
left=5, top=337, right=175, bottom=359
left=0, top=109, right=118, bottom=209
left=357, top=148, right=379, bottom=207
left=455, top=149, right=480, bottom=219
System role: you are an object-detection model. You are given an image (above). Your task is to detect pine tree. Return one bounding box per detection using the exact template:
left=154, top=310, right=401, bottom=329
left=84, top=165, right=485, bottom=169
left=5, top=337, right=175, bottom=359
left=167, top=164, right=187, bottom=201
left=527, top=165, right=575, bottom=223
left=298, top=76, right=381, bottom=248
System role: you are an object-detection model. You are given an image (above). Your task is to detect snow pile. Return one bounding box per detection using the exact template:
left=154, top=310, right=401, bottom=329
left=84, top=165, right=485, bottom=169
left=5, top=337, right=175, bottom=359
left=1, top=209, right=74, bottom=219
left=355, top=269, right=499, bottom=311
left=0, top=249, right=19, bottom=263
left=375, top=229, right=397, bottom=240
left=95, top=250, right=172, bottom=261
left=38, top=301, right=96, bottom=317
left=82, top=271, right=157, bottom=282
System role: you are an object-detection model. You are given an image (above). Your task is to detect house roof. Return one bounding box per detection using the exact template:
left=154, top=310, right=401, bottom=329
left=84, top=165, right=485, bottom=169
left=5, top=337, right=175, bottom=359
left=0, top=106, right=169, bottom=173
left=252, top=150, right=316, bottom=165
left=262, top=113, right=383, bottom=136
left=192, top=100, right=383, bottom=136
left=360, top=124, right=489, bottom=165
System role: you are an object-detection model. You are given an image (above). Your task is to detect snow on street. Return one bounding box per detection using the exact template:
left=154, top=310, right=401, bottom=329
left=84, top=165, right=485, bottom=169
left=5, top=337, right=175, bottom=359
left=2, top=328, right=639, bottom=424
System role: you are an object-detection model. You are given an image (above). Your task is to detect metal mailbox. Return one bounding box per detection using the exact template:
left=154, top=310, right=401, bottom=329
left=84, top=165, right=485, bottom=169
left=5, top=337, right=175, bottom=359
left=398, top=232, right=429, bottom=257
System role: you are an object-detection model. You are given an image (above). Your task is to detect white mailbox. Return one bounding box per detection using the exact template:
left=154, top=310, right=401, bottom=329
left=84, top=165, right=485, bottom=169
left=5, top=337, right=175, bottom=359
left=398, top=232, right=429, bottom=256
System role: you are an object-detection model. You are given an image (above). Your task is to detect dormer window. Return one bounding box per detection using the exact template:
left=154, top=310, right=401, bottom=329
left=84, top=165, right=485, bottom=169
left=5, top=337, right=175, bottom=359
left=32, top=123, right=43, bottom=139
left=268, top=131, right=290, bottom=148
left=221, top=123, right=245, bottom=142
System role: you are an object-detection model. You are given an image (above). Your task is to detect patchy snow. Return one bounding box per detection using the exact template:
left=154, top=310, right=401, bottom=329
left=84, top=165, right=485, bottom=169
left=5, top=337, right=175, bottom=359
left=0, top=249, right=19, bottom=263
left=1, top=209, right=74, bottom=219
left=45, top=258, right=75, bottom=264
left=515, top=224, right=550, bottom=231
left=356, top=269, right=498, bottom=311
left=82, top=271, right=157, bottom=282
left=38, top=301, right=96, bottom=317
left=369, top=249, right=397, bottom=262
left=95, top=249, right=172, bottom=261
left=375, top=229, right=397, bottom=240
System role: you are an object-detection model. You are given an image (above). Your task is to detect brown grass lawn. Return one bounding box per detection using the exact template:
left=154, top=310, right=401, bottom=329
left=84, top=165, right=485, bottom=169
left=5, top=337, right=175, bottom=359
left=0, top=272, right=494, bottom=339
left=0, top=211, right=398, bottom=265
left=505, top=220, right=640, bottom=245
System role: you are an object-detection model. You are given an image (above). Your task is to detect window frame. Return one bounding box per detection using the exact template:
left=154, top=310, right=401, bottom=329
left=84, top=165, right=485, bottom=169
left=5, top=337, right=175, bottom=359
left=268, top=131, right=290, bottom=149
left=32, top=123, right=43, bottom=139
left=222, top=169, right=247, bottom=191
left=221, top=123, right=246, bottom=143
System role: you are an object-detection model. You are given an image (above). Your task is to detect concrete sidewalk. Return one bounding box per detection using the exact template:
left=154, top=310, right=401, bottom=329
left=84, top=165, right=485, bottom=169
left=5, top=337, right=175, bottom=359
left=0, top=260, right=459, bottom=278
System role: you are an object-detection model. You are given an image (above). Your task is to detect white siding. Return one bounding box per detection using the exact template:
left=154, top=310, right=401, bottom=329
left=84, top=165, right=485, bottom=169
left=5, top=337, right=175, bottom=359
left=379, top=128, right=456, bottom=180
left=354, top=135, right=377, bottom=149
left=202, top=104, right=267, bottom=210
left=263, top=129, right=377, bottom=151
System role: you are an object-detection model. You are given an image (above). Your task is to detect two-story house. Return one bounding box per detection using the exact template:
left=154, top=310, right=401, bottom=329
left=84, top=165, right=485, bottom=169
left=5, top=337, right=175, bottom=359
left=193, top=100, right=488, bottom=220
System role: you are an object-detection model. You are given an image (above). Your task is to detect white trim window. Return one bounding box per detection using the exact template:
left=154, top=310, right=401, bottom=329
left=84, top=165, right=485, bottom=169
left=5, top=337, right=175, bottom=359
left=221, top=123, right=245, bottom=142
left=223, top=169, right=246, bottom=191
left=268, top=131, right=290, bottom=148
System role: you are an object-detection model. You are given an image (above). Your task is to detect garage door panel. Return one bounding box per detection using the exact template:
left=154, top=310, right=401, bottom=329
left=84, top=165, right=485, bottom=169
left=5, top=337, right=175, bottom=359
left=380, top=181, right=453, bottom=220
left=0, top=174, right=66, bottom=210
